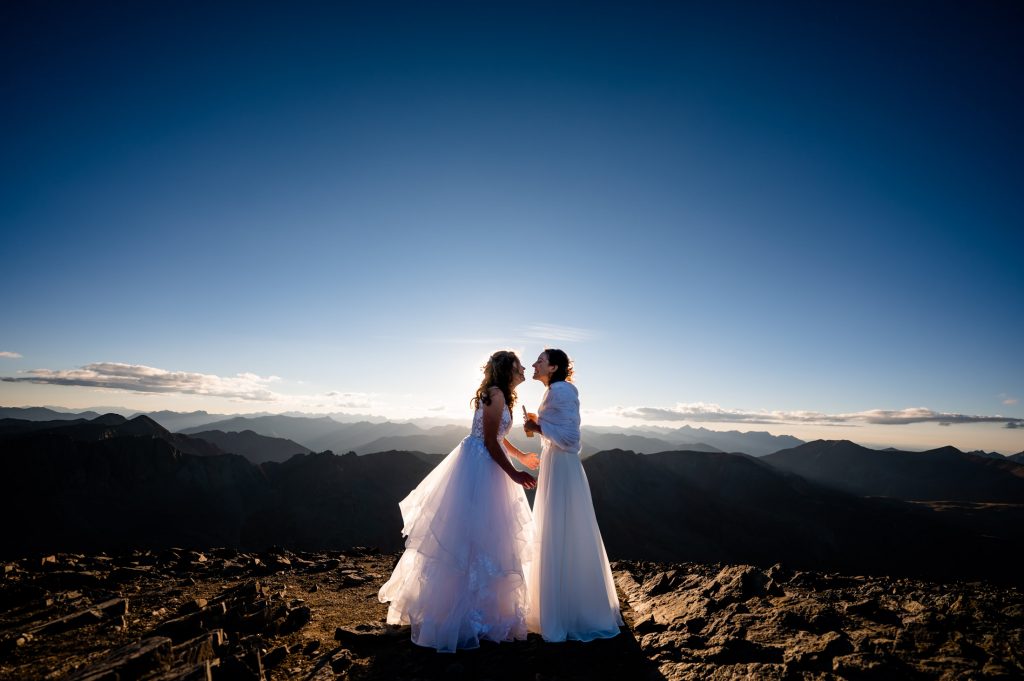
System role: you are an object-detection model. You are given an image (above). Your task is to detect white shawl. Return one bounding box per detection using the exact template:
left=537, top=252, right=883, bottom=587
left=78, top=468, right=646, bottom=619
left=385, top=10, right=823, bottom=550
left=538, top=380, right=581, bottom=454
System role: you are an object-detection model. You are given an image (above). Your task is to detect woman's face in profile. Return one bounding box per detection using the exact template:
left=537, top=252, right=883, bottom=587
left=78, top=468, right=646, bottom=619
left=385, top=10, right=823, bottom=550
left=511, top=360, right=526, bottom=387
left=532, top=353, right=554, bottom=382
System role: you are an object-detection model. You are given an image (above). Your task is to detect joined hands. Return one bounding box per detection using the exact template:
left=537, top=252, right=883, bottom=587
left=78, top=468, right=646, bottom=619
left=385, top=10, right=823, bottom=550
left=510, top=469, right=537, bottom=489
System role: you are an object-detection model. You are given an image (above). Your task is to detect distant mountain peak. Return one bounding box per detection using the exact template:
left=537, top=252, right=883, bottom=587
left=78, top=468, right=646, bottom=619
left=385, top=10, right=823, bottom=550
left=124, top=414, right=171, bottom=436
left=921, top=445, right=964, bottom=456
left=91, top=413, right=127, bottom=426
left=797, top=439, right=868, bottom=452
left=129, top=414, right=164, bottom=427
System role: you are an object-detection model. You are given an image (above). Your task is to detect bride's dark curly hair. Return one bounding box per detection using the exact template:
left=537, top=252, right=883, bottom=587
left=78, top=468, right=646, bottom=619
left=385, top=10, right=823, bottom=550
left=471, top=350, right=520, bottom=413
left=544, top=348, right=574, bottom=383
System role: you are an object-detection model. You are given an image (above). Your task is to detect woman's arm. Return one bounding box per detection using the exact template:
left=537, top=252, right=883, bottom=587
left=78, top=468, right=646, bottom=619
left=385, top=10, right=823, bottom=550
left=482, top=389, right=537, bottom=487
left=503, top=438, right=540, bottom=470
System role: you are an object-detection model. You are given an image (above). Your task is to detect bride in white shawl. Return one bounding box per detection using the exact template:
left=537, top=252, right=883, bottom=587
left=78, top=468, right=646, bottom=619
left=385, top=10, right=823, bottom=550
left=523, top=348, right=623, bottom=642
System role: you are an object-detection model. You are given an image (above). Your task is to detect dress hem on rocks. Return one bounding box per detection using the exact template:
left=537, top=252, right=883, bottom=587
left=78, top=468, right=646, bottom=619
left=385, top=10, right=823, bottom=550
left=378, top=407, right=534, bottom=653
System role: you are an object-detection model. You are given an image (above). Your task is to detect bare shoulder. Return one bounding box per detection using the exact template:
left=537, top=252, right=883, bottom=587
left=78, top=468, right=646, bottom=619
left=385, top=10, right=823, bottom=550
left=485, top=386, right=506, bottom=407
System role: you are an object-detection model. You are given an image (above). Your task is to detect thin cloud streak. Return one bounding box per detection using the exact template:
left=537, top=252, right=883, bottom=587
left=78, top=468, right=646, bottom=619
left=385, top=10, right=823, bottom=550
left=0, top=351, right=22, bottom=358
left=525, top=324, right=595, bottom=343
left=618, top=403, right=1024, bottom=428
left=2, top=362, right=280, bottom=401
left=417, top=338, right=515, bottom=345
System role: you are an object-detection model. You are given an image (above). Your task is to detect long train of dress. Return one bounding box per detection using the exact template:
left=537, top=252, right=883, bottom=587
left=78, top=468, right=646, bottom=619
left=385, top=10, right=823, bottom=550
left=378, top=407, right=534, bottom=653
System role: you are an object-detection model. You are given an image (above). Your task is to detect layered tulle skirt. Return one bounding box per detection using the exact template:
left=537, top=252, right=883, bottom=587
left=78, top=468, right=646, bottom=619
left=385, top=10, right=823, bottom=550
left=527, top=448, right=623, bottom=642
left=378, top=435, right=534, bottom=652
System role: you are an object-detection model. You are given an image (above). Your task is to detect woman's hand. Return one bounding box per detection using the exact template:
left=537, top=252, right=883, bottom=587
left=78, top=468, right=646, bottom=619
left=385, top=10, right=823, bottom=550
left=523, top=413, right=541, bottom=436
left=518, top=452, right=540, bottom=470
left=509, top=469, right=537, bottom=489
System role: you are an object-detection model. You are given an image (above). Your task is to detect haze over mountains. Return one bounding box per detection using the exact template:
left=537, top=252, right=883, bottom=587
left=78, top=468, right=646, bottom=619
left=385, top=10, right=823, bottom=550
left=2, top=406, right=804, bottom=459
left=5, top=405, right=1020, bottom=466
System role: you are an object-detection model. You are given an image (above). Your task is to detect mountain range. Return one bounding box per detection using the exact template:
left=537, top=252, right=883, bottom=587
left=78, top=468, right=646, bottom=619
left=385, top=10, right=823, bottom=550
left=186, top=429, right=311, bottom=464
left=1, top=413, right=1021, bottom=584
left=586, top=447, right=1021, bottom=582
left=763, top=439, right=1024, bottom=502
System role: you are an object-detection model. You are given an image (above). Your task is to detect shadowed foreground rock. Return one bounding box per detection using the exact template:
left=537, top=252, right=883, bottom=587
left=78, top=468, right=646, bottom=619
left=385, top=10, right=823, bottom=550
left=1, top=549, right=1021, bottom=680
left=615, top=561, right=1024, bottom=680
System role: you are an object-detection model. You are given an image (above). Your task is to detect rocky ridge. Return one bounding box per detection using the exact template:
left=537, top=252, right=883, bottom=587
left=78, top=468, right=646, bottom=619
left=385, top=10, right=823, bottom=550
left=615, top=561, right=1024, bottom=680
left=2, top=550, right=1021, bottom=680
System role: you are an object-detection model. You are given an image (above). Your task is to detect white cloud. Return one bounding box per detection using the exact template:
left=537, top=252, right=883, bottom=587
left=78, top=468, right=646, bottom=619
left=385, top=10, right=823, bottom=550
left=2, top=362, right=280, bottom=401
left=618, top=402, right=1024, bottom=428
left=0, top=351, right=22, bottom=359
left=1004, top=398, right=1019, bottom=406
left=1, top=361, right=381, bottom=412
left=524, top=324, right=595, bottom=343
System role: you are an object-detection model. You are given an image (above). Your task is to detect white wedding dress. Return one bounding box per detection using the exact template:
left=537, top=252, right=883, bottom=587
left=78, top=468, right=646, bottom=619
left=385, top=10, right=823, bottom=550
left=378, top=406, right=534, bottom=652
left=527, top=380, right=623, bottom=641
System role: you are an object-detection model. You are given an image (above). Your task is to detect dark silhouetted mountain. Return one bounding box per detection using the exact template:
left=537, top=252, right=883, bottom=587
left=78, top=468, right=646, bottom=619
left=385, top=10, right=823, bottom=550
left=92, top=413, right=129, bottom=426
left=584, top=449, right=1021, bottom=582
left=242, top=451, right=436, bottom=551
left=189, top=429, right=311, bottom=464
left=0, top=406, right=102, bottom=421
left=0, top=413, right=227, bottom=458
left=1, top=429, right=267, bottom=557
left=3, top=419, right=1019, bottom=582
left=0, top=416, right=91, bottom=436
left=0, top=418, right=432, bottom=557
left=762, top=440, right=1024, bottom=502
left=1011, top=451, right=1024, bottom=463
left=967, top=449, right=1009, bottom=460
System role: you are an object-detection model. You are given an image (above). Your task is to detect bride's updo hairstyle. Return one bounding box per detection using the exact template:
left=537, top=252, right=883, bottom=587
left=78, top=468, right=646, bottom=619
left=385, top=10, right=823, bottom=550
left=544, top=348, right=574, bottom=383
left=472, top=350, right=521, bottom=413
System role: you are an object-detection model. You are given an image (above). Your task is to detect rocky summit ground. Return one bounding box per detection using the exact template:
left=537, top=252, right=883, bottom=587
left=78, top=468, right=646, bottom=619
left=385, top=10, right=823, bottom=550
left=1, top=549, right=1021, bottom=681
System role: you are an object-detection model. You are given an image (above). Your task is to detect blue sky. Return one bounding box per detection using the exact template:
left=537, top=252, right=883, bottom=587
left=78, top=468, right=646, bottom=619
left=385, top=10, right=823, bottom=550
left=2, top=2, right=1022, bottom=452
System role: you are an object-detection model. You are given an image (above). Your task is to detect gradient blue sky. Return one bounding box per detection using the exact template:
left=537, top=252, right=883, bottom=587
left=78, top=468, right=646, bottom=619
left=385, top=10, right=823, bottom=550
left=2, top=1, right=1022, bottom=451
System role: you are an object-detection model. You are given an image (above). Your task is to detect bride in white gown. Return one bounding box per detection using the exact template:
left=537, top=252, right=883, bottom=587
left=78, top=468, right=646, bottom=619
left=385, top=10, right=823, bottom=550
left=378, top=351, right=540, bottom=652
left=524, top=348, right=623, bottom=642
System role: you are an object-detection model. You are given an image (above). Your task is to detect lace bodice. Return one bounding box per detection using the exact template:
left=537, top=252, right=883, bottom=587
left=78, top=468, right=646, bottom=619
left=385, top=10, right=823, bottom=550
left=470, top=404, right=513, bottom=441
